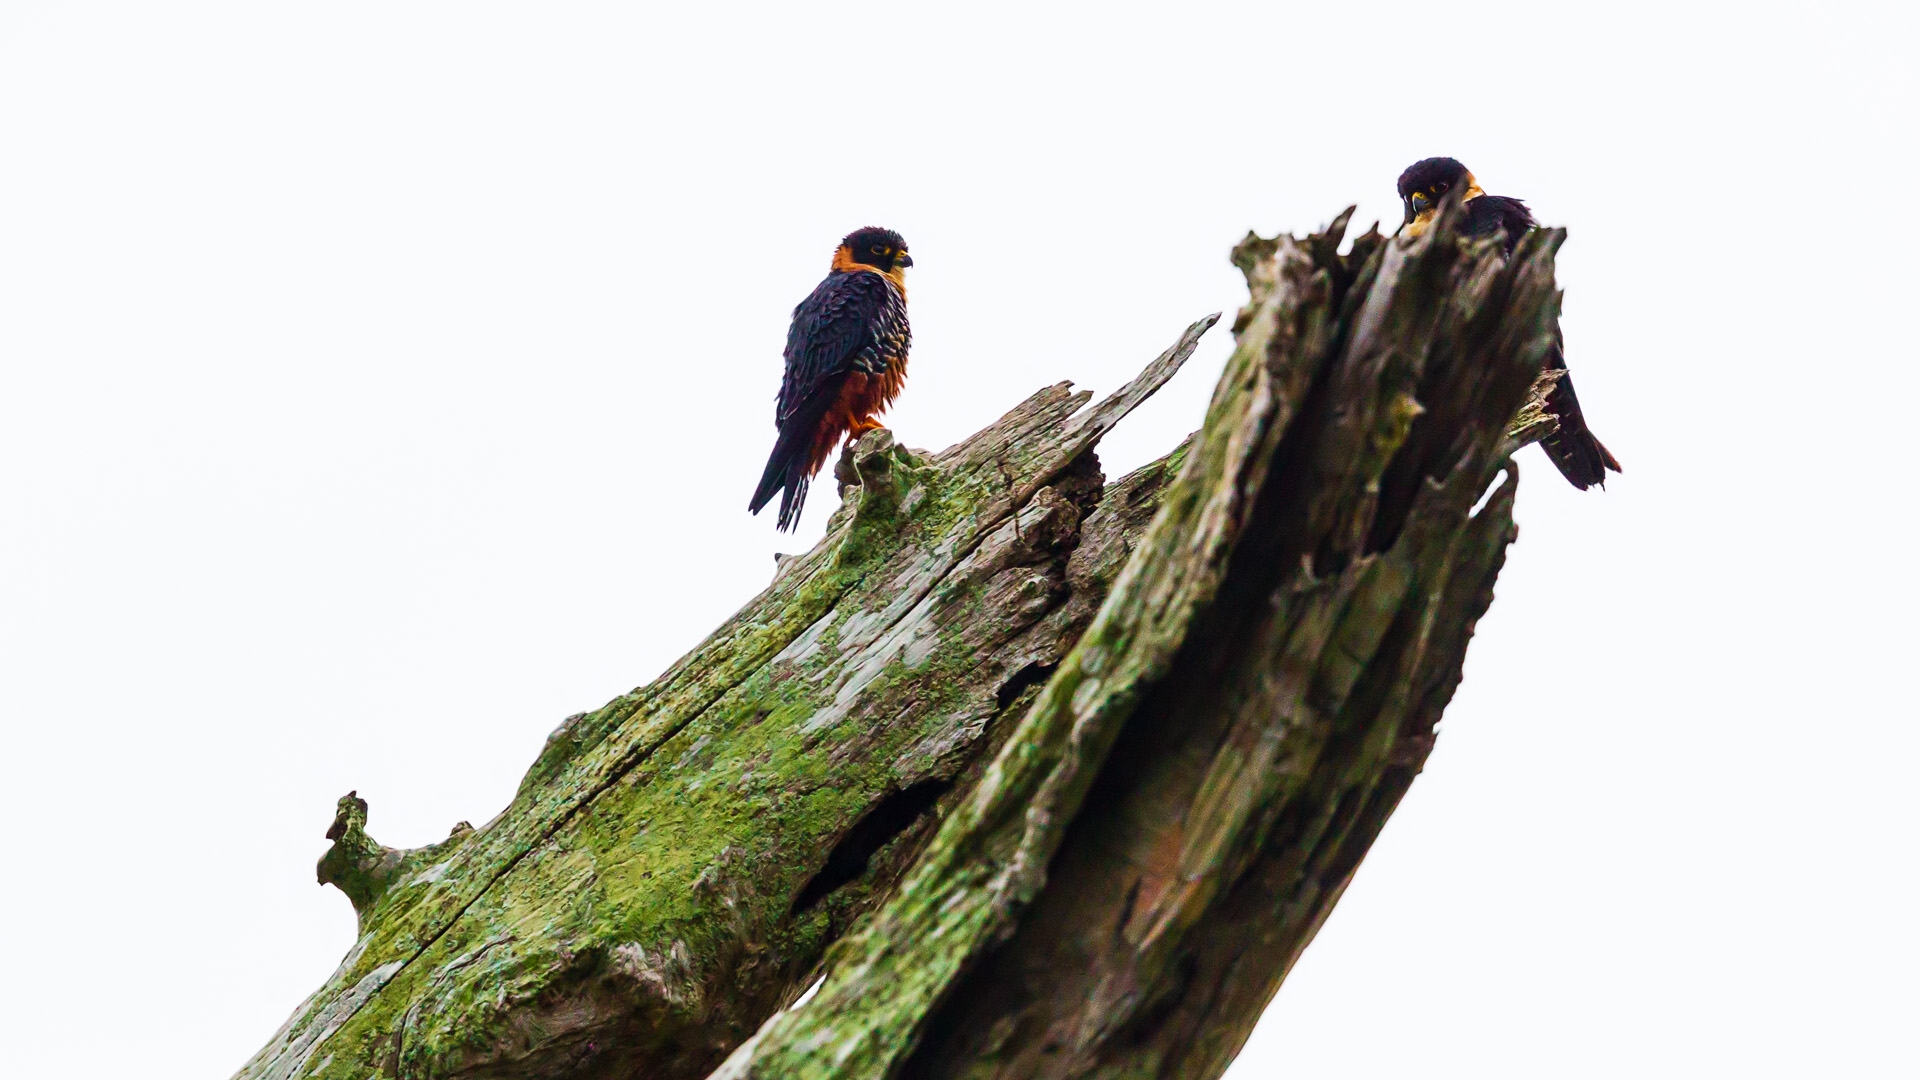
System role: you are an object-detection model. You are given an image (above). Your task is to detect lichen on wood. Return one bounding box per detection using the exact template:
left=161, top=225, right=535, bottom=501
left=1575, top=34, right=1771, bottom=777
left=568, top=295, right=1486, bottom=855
left=237, top=315, right=1219, bottom=1080
left=717, top=202, right=1552, bottom=1079
left=238, top=196, right=1561, bottom=1080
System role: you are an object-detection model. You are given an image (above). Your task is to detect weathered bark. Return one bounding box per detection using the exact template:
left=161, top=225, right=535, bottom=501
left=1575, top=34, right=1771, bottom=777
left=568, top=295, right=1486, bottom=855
left=238, top=200, right=1560, bottom=1080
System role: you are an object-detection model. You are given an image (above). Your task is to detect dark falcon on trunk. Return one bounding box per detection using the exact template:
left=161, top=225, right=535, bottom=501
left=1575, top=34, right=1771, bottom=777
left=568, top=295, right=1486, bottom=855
left=749, top=227, right=913, bottom=531
left=1398, top=157, right=1622, bottom=490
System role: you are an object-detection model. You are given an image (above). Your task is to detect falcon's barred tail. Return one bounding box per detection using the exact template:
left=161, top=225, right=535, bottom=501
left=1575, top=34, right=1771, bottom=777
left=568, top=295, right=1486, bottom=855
left=747, top=436, right=810, bottom=534
left=746, top=452, right=810, bottom=533
left=749, top=388, right=836, bottom=532
left=1539, top=363, right=1622, bottom=490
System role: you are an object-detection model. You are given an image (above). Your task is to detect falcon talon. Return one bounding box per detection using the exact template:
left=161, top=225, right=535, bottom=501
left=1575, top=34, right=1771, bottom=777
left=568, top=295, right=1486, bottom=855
left=748, top=227, right=913, bottom=531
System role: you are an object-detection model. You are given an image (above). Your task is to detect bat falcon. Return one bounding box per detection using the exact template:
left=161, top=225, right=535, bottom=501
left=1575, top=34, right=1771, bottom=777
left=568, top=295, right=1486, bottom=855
left=1397, top=157, right=1623, bottom=490
left=749, top=227, right=913, bottom=531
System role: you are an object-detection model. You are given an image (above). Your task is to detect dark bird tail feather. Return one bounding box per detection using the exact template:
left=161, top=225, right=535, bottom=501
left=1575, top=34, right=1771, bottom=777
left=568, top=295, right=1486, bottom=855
left=747, top=453, right=812, bottom=532
left=747, top=431, right=813, bottom=533
left=1539, top=365, right=1622, bottom=490
left=749, top=386, right=837, bottom=532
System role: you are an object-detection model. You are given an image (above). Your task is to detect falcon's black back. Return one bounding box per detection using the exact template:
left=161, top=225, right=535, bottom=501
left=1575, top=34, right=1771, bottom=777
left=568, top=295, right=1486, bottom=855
left=1465, top=195, right=1536, bottom=257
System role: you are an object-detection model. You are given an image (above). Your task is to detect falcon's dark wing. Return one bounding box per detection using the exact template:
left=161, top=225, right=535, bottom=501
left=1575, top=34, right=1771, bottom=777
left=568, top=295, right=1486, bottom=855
left=1467, top=194, right=1622, bottom=488
left=1537, top=330, right=1622, bottom=490
left=750, top=271, right=906, bottom=530
left=774, top=271, right=899, bottom=426
left=1465, top=195, right=1535, bottom=257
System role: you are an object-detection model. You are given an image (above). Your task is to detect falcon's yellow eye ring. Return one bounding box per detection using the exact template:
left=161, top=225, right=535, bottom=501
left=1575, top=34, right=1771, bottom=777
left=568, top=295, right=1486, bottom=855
left=872, top=246, right=887, bottom=255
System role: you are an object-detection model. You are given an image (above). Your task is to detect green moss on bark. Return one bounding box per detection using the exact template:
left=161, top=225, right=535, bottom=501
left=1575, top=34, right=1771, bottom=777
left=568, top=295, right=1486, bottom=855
left=236, top=321, right=1217, bottom=1080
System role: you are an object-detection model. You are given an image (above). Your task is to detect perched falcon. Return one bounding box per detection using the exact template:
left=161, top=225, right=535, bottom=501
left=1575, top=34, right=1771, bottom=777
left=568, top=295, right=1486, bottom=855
left=1397, top=157, right=1622, bottom=490
left=749, top=227, right=913, bottom=531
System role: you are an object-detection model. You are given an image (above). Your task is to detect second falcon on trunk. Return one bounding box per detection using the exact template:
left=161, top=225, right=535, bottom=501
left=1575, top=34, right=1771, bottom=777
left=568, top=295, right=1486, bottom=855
left=1397, top=157, right=1622, bottom=490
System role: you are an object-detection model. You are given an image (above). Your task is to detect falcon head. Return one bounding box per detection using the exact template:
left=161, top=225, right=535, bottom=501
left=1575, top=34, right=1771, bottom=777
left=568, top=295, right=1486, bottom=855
left=837, top=227, right=913, bottom=272
left=1397, top=157, right=1486, bottom=236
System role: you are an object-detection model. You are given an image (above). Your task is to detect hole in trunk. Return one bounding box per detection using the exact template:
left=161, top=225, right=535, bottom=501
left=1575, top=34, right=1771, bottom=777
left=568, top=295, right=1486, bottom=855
left=995, top=662, right=1058, bottom=714
left=791, top=778, right=952, bottom=915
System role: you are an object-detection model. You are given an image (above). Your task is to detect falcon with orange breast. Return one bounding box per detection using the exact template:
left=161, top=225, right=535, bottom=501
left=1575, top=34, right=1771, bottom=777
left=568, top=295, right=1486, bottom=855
left=749, top=226, right=913, bottom=531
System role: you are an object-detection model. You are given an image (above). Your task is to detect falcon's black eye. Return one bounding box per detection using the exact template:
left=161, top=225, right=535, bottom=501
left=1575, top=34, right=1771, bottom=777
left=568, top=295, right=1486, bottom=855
left=871, top=246, right=886, bottom=255
left=1434, top=183, right=1449, bottom=195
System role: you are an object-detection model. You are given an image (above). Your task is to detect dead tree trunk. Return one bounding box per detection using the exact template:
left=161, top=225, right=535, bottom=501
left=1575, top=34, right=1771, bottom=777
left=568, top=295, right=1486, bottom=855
left=238, top=201, right=1561, bottom=1080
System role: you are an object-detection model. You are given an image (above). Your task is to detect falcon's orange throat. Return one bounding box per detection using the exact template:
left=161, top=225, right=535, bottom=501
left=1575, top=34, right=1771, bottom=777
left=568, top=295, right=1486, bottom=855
left=830, top=244, right=909, bottom=296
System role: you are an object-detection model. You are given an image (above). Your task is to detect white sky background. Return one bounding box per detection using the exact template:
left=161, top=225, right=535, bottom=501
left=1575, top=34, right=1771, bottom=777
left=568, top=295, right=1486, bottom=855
left=0, top=2, right=1913, bottom=1076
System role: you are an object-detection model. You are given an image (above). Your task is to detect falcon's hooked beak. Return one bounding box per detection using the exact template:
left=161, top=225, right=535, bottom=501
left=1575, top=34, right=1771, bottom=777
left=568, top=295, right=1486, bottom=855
left=895, top=252, right=913, bottom=268
left=1404, top=173, right=1485, bottom=238
left=1404, top=191, right=1431, bottom=226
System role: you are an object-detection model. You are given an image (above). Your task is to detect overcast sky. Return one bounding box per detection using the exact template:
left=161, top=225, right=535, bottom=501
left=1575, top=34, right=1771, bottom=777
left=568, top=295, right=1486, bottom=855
left=1, top=3, right=1913, bottom=1077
